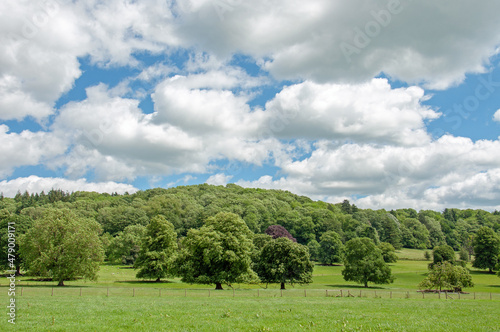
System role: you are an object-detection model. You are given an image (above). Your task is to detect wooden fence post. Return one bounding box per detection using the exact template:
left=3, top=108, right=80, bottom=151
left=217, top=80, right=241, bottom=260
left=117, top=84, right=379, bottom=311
left=51, top=287, right=54, bottom=296
left=133, top=288, right=135, bottom=297
left=304, top=289, right=307, bottom=297
left=80, top=288, right=82, bottom=297
left=340, top=290, right=343, bottom=297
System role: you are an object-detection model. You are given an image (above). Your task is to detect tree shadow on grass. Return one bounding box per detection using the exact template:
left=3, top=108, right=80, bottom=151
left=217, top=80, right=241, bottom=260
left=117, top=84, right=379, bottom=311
left=469, top=270, right=497, bottom=275
left=115, top=280, right=175, bottom=284
left=325, top=284, right=386, bottom=290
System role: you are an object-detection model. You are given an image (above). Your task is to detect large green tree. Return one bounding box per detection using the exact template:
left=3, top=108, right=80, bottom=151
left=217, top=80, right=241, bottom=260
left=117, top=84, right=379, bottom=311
left=342, top=237, right=395, bottom=288
left=107, top=224, right=146, bottom=265
left=19, top=209, right=104, bottom=286
left=472, top=226, right=500, bottom=273
left=318, top=231, right=344, bottom=265
left=378, top=242, right=398, bottom=263
left=176, top=212, right=256, bottom=290
left=432, top=244, right=456, bottom=267
left=419, top=261, right=474, bottom=292
left=134, top=216, right=177, bottom=282
left=254, top=237, right=313, bottom=289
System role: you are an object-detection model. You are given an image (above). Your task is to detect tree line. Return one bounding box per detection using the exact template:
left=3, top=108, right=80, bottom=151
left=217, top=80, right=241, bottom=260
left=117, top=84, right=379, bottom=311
left=1, top=184, right=499, bottom=288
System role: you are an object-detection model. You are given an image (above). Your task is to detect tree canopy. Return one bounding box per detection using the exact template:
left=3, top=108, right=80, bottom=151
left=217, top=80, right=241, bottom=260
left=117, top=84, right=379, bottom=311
left=254, top=237, right=313, bottom=289
left=419, top=261, right=474, bottom=292
left=19, top=208, right=104, bottom=286
left=176, top=212, right=256, bottom=289
left=134, top=215, right=177, bottom=281
left=318, top=231, right=344, bottom=265
left=472, top=226, right=500, bottom=273
left=342, top=237, right=395, bottom=288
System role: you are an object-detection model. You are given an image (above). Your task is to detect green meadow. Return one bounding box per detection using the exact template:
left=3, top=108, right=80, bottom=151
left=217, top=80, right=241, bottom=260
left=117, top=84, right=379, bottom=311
left=2, top=249, right=500, bottom=331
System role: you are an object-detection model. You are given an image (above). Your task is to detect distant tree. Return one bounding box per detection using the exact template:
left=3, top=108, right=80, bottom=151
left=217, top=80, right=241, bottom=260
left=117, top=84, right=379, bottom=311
left=356, top=224, right=380, bottom=245
left=459, top=247, right=469, bottom=262
left=424, top=251, right=431, bottom=261
left=341, top=200, right=352, bottom=214
left=378, top=214, right=402, bottom=250
left=432, top=245, right=456, bottom=267
left=254, top=237, right=313, bottom=290
left=472, top=227, right=500, bottom=273
left=342, top=237, right=395, bottom=288
left=177, top=212, right=256, bottom=290
left=378, top=242, right=398, bottom=263
left=108, top=224, right=146, bottom=265
left=419, top=261, right=474, bottom=292
left=19, top=209, right=104, bottom=286
left=318, top=231, right=344, bottom=265
left=265, top=225, right=297, bottom=242
left=134, top=216, right=177, bottom=282
left=307, top=240, right=321, bottom=261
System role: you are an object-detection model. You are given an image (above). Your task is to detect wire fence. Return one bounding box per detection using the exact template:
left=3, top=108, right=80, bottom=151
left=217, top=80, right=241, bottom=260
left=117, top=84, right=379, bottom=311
left=5, top=287, right=500, bottom=300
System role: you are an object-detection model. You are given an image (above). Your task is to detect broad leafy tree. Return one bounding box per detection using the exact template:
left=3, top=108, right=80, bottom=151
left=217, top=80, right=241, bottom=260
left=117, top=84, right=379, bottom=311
left=254, top=237, right=313, bottom=289
left=472, top=226, right=500, bottom=273
left=378, top=242, right=398, bottom=263
left=134, top=216, right=177, bottom=282
left=177, top=212, right=256, bottom=290
left=107, top=224, right=146, bottom=265
left=265, top=225, right=297, bottom=242
left=307, top=239, right=321, bottom=261
left=342, top=237, right=394, bottom=288
left=19, top=209, right=104, bottom=286
left=318, top=231, right=344, bottom=265
left=432, top=244, right=456, bottom=267
left=419, top=261, right=474, bottom=292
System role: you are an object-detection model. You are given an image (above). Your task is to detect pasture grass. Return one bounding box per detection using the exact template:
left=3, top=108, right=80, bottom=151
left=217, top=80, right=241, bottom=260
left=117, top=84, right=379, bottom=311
left=3, top=295, right=500, bottom=331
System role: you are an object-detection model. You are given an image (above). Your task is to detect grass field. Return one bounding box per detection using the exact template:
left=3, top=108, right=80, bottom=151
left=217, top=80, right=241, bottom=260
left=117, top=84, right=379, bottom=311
left=2, top=249, right=500, bottom=331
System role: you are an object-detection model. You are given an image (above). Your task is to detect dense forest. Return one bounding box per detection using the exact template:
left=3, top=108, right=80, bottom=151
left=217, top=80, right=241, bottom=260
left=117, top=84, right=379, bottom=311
left=2, top=184, right=499, bottom=261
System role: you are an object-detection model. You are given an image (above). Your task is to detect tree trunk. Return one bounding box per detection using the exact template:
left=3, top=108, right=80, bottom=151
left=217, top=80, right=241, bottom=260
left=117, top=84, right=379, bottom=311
left=364, top=281, right=368, bottom=288
left=280, top=282, right=285, bottom=290
left=215, top=282, right=223, bottom=290
left=16, top=265, right=21, bottom=276
left=58, top=280, right=65, bottom=287
left=155, top=277, right=161, bottom=282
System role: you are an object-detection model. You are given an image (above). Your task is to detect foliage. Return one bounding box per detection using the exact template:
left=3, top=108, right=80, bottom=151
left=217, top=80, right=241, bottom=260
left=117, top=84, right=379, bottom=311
left=431, top=244, right=456, bottom=267
left=378, top=242, right=398, bottom=263
left=254, top=237, right=313, bottom=289
left=134, top=216, right=177, bottom=281
left=176, top=212, right=256, bottom=289
left=265, top=225, right=297, bottom=242
left=424, top=251, right=431, bottom=261
left=342, top=237, right=395, bottom=287
left=459, top=247, right=469, bottom=262
left=307, top=239, right=321, bottom=261
left=108, top=225, right=146, bottom=265
left=419, top=261, right=474, bottom=292
left=318, top=231, right=344, bottom=265
left=19, top=208, right=104, bottom=286
left=472, top=226, right=500, bottom=273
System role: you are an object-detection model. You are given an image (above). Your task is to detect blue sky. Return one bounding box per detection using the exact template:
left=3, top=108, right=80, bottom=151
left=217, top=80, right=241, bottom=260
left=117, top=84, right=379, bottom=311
left=1, top=0, right=500, bottom=211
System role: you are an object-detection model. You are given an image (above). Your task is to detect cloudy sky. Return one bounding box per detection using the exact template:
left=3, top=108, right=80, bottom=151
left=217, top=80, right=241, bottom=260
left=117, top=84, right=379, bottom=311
left=1, top=0, right=500, bottom=211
